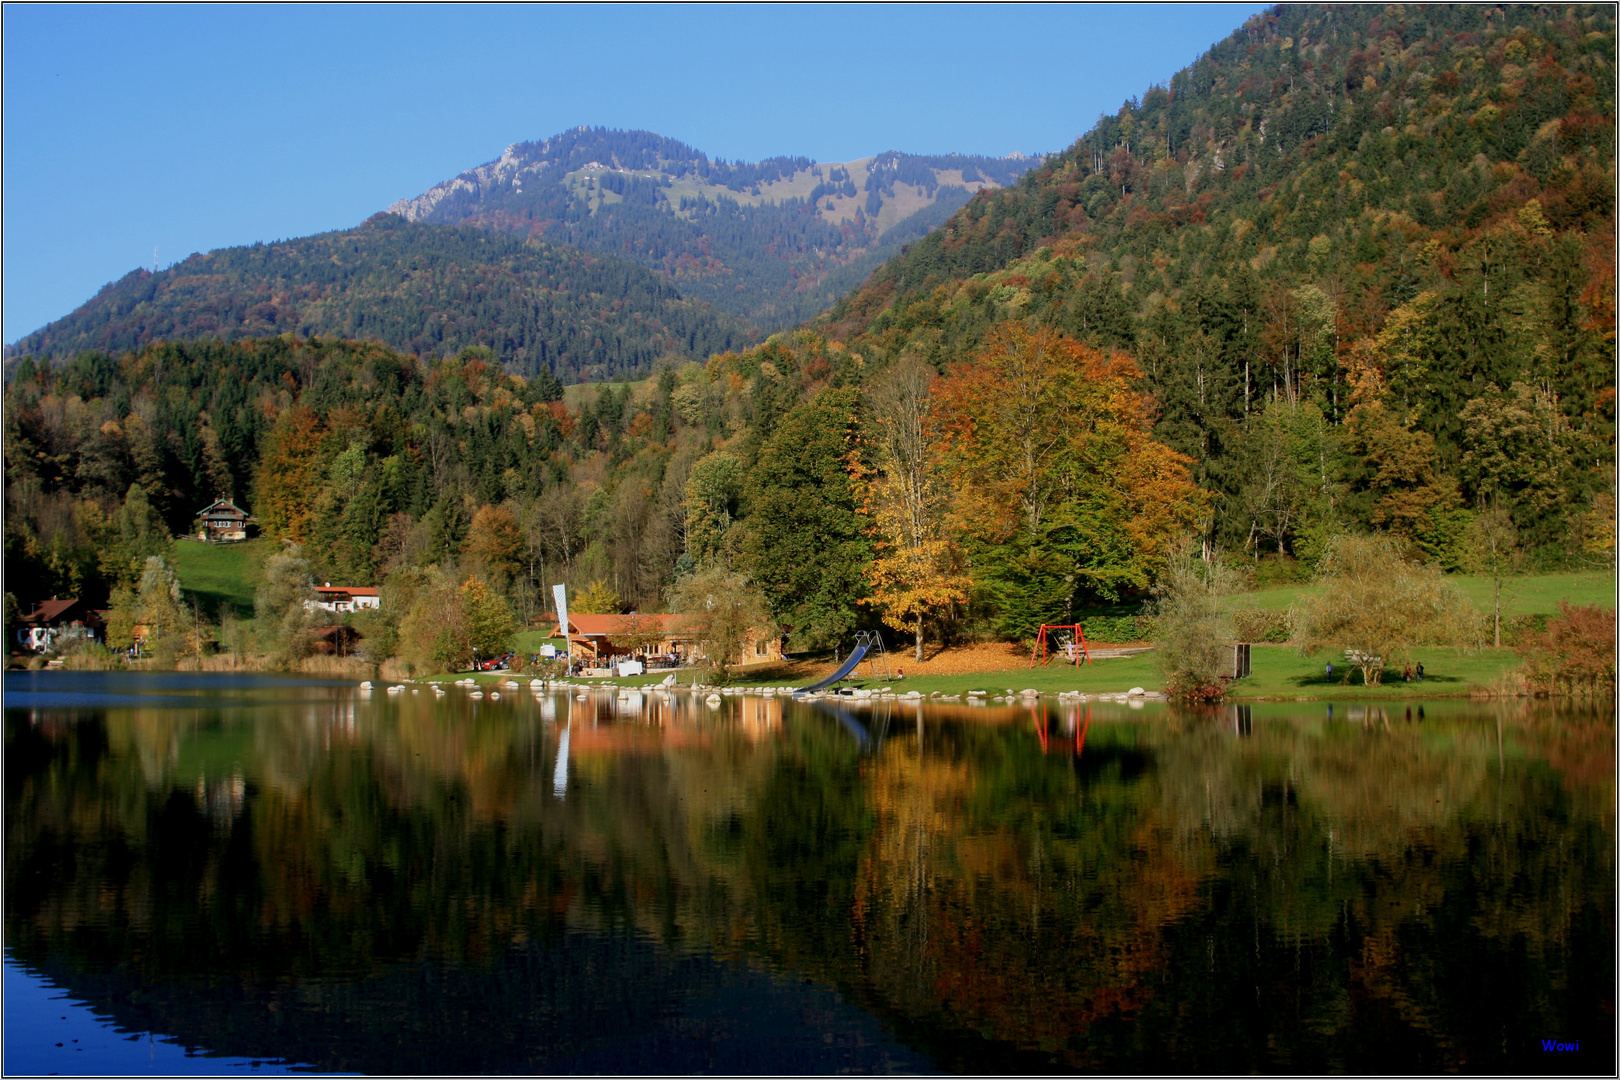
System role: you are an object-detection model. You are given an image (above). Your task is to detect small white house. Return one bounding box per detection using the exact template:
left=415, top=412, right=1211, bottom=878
left=311, top=585, right=381, bottom=614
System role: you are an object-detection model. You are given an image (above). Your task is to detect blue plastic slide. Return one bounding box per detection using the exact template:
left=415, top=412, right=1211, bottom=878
left=794, top=643, right=870, bottom=694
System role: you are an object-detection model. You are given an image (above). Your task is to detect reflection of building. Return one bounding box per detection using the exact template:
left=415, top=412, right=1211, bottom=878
left=309, top=625, right=365, bottom=656
left=313, top=585, right=381, bottom=613
left=194, top=499, right=251, bottom=542
left=15, top=597, right=103, bottom=652
left=549, top=613, right=782, bottom=667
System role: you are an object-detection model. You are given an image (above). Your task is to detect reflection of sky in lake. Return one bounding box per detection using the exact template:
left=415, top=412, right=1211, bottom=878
left=4, top=673, right=1612, bottom=1075
left=4, top=959, right=338, bottom=1075
left=5, top=670, right=355, bottom=711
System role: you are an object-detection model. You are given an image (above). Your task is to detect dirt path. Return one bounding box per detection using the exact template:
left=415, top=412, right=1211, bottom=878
left=739, top=641, right=1154, bottom=682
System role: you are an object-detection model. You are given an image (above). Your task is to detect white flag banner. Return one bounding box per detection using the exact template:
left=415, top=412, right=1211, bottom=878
left=552, top=584, right=569, bottom=636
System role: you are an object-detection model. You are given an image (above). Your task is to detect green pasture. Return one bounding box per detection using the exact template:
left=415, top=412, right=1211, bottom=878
left=820, top=646, right=1523, bottom=701
left=171, top=538, right=272, bottom=618
left=1236, top=570, right=1614, bottom=615
left=511, top=630, right=567, bottom=654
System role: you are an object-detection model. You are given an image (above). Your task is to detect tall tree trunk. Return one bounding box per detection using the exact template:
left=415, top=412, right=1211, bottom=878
left=914, top=615, right=924, bottom=664
left=1493, top=573, right=1502, bottom=648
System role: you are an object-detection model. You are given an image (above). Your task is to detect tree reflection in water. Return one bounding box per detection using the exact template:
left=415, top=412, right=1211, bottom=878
left=4, top=675, right=1613, bottom=1074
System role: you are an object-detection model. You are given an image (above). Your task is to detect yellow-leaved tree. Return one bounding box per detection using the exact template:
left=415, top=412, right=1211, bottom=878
left=857, top=355, right=969, bottom=663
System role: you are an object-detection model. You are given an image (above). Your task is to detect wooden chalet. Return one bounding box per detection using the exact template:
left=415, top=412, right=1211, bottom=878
left=194, top=499, right=251, bottom=542
left=548, top=612, right=782, bottom=667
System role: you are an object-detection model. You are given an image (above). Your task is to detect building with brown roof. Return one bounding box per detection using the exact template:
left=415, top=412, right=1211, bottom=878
left=15, top=596, right=103, bottom=653
left=194, top=499, right=251, bottom=542
left=547, top=612, right=782, bottom=667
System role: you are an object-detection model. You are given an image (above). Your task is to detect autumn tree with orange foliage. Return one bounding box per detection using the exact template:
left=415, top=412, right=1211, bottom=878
left=252, top=404, right=323, bottom=543
left=464, top=504, right=524, bottom=586
left=930, top=323, right=1205, bottom=638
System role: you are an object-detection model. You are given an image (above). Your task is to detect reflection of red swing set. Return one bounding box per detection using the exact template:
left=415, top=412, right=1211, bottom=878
left=1032, top=703, right=1092, bottom=758
left=1029, top=624, right=1091, bottom=668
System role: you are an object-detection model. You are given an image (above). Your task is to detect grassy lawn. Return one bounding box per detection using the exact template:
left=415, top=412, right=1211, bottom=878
left=512, top=630, right=567, bottom=654
left=814, top=646, right=1523, bottom=700
left=171, top=537, right=272, bottom=618
left=1237, top=570, right=1614, bottom=615
left=1450, top=571, right=1615, bottom=615
left=421, top=644, right=1526, bottom=701
left=1224, top=645, right=1522, bottom=700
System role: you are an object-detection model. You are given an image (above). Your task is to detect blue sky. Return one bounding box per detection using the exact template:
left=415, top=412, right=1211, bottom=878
left=3, top=3, right=1267, bottom=341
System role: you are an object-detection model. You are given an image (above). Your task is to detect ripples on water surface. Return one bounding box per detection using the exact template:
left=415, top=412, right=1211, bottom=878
left=4, top=671, right=1613, bottom=1074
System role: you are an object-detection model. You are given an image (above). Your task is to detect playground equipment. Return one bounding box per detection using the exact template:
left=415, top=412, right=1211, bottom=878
left=795, top=630, right=892, bottom=694
left=1029, top=624, right=1092, bottom=668
left=1032, top=703, right=1093, bottom=757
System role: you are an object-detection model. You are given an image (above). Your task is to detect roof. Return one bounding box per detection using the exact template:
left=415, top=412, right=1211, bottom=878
left=552, top=613, right=689, bottom=638
left=195, top=498, right=249, bottom=518
left=315, top=586, right=380, bottom=597
left=25, top=597, right=82, bottom=624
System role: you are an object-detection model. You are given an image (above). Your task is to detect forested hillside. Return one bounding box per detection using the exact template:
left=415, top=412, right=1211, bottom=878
left=821, top=3, right=1615, bottom=566
left=8, top=216, right=745, bottom=382
left=390, top=128, right=1044, bottom=327
left=5, top=4, right=1613, bottom=673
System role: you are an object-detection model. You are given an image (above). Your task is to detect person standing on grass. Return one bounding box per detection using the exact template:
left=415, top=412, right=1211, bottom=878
left=1416, top=662, right=1424, bottom=682
left=1326, top=661, right=1333, bottom=682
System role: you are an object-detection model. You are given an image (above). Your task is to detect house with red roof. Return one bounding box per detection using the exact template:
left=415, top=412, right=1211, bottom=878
left=548, top=612, right=781, bottom=667
left=312, top=585, right=381, bottom=614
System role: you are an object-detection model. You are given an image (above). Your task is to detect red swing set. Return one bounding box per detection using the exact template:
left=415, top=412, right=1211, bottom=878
left=1029, top=624, right=1091, bottom=668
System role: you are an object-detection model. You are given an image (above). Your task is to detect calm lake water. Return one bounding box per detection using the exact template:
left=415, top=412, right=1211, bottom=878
left=4, top=671, right=1613, bottom=1075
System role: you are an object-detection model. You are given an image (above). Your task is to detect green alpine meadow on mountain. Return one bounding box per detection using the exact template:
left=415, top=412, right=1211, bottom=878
left=5, top=3, right=1613, bottom=680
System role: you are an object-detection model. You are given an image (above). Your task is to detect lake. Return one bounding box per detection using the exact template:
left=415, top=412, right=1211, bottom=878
left=4, top=672, right=1613, bottom=1074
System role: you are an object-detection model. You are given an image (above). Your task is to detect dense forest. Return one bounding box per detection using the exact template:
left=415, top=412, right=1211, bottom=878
left=822, top=3, right=1615, bottom=570
left=6, top=324, right=1195, bottom=661
left=391, top=127, right=1043, bottom=327
left=4, top=3, right=1613, bottom=671
left=8, top=216, right=746, bottom=382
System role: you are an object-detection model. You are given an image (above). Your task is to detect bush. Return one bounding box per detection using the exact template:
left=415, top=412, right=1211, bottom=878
left=1151, top=552, right=1238, bottom=703
left=1500, top=612, right=1550, bottom=647
left=1517, top=602, right=1615, bottom=696
left=1233, top=608, right=1291, bottom=643
left=1079, top=615, right=1155, bottom=643
left=1252, top=554, right=1308, bottom=588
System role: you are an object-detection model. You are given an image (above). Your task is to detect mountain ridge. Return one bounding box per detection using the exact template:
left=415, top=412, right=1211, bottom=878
left=5, top=215, right=747, bottom=382
left=383, top=126, right=1046, bottom=327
